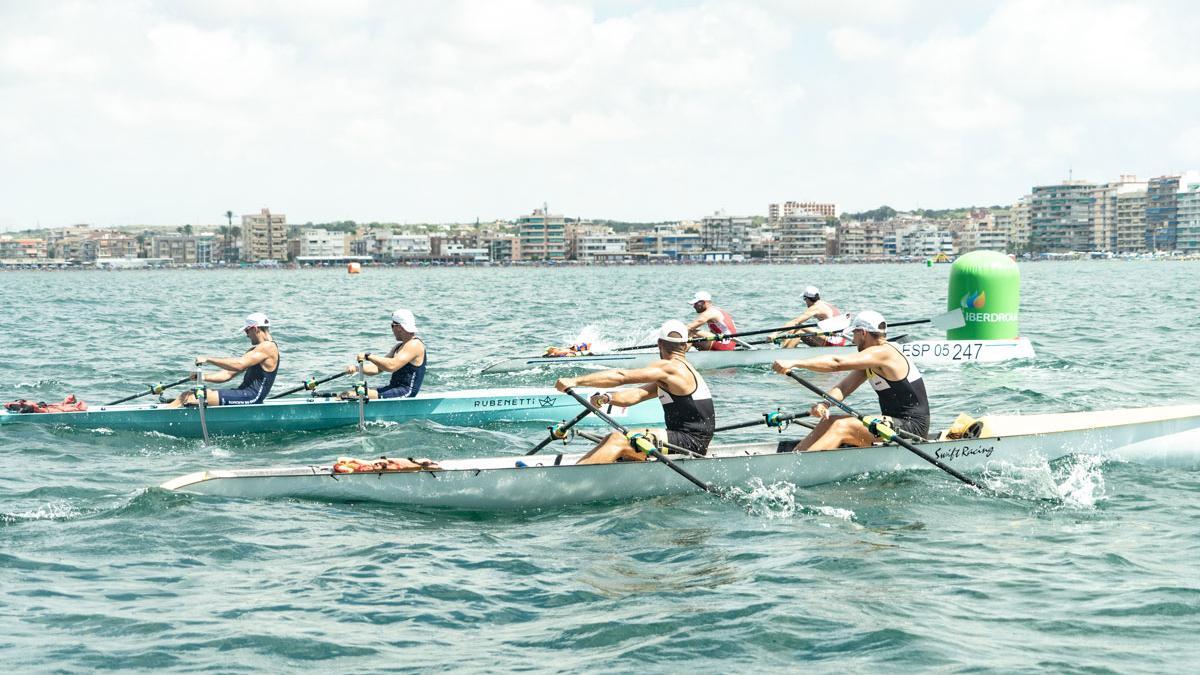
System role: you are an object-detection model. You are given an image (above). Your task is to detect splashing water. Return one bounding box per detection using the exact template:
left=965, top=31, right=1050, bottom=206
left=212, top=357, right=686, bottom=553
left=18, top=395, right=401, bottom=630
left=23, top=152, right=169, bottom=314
left=728, top=478, right=856, bottom=522
left=570, top=325, right=616, bottom=353
left=1053, top=454, right=1108, bottom=507
left=980, top=454, right=1108, bottom=507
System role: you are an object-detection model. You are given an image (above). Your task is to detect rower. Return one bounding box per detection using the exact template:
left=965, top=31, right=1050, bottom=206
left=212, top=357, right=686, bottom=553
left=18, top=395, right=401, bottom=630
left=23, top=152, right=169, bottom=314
left=167, top=312, right=280, bottom=408
left=686, top=290, right=737, bottom=351
left=771, top=310, right=929, bottom=451
left=339, top=309, right=426, bottom=399
left=555, top=319, right=716, bottom=465
left=771, top=286, right=847, bottom=348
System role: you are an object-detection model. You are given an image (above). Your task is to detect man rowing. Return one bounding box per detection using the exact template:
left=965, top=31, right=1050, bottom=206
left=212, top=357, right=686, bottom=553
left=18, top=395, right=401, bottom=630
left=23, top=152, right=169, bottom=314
left=770, top=286, right=846, bottom=348
left=554, top=319, right=715, bottom=464
left=340, top=309, right=426, bottom=399
left=167, top=312, right=280, bottom=407
left=770, top=310, right=929, bottom=451
left=686, top=290, right=737, bottom=351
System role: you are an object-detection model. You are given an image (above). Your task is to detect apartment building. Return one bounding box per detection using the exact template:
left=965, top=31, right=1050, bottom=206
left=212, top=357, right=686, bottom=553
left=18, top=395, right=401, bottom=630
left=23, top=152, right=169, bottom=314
left=699, top=212, right=753, bottom=255
left=776, top=212, right=826, bottom=259
left=241, top=208, right=287, bottom=262
left=1030, top=182, right=1096, bottom=252
left=516, top=208, right=567, bottom=261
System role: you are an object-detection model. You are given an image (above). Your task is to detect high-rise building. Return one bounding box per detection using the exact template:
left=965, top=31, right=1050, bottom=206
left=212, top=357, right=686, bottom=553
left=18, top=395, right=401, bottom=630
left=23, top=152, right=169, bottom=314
left=1146, top=173, right=1200, bottom=251
left=1030, top=182, right=1096, bottom=252
left=699, top=212, right=753, bottom=255
left=241, top=208, right=287, bottom=262
left=776, top=212, right=826, bottom=259
left=1115, top=181, right=1149, bottom=253
left=516, top=207, right=566, bottom=261
left=1176, top=182, right=1200, bottom=253
left=1009, top=196, right=1032, bottom=253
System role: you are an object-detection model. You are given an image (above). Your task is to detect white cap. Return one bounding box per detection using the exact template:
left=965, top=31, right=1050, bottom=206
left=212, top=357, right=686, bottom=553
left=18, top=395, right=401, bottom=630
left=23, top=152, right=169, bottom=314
left=657, top=319, right=690, bottom=343
left=244, top=312, right=270, bottom=329
left=391, top=308, right=416, bottom=332
left=690, top=290, right=712, bottom=304
left=803, top=286, right=820, bottom=299
left=843, top=310, right=886, bottom=337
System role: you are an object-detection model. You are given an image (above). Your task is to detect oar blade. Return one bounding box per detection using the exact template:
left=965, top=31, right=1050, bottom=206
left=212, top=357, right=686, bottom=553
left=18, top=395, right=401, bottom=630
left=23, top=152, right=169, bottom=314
left=816, top=314, right=850, bottom=333
left=930, top=308, right=965, bottom=331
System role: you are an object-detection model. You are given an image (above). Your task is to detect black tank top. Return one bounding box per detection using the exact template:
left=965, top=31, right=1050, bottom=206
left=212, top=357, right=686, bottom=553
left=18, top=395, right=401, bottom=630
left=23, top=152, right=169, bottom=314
left=865, top=343, right=929, bottom=422
left=656, top=361, right=715, bottom=436
left=232, top=341, right=279, bottom=403
left=385, top=337, right=426, bottom=396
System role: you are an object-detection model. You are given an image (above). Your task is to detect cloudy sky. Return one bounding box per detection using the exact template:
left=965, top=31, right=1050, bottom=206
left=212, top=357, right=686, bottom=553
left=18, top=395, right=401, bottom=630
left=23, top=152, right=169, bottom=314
left=2, top=0, right=1199, bottom=230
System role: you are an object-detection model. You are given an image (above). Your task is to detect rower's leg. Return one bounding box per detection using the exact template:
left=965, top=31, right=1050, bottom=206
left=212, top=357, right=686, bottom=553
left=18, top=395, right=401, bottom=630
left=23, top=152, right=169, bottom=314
left=166, top=391, right=192, bottom=409
left=779, top=336, right=803, bottom=349
left=797, top=415, right=875, bottom=451
left=577, top=431, right=646, bottom=465
left=204, top=389, right=221, bottom=406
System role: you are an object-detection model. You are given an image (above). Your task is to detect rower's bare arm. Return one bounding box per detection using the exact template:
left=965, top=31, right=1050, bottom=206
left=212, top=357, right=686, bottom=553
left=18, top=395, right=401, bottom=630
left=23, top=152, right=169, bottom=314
left=832, top=371, right=866, bottom=398
left=776, top=349, right=884, bottom=374
left=686, top=308, right=720, bottom=331
left=203, top=369, right=237, bottom=384
left=556, top=363, right=674, bottom=397
left=369, top=342, right=421, bottom=373
left=608, top=384, right=657, bottom=407
left=205, top=349, right=267, bottom=373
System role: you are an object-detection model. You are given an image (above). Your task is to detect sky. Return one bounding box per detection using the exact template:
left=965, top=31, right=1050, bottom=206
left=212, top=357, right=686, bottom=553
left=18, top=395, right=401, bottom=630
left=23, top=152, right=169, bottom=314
left=2, top=0, right=1200, bottom=231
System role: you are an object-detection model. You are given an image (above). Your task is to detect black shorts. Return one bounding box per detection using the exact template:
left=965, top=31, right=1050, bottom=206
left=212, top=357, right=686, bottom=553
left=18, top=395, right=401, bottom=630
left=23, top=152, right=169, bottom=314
left=665, top=430, right=712, bottom=456
left=882, top=415, right=930, bottom=441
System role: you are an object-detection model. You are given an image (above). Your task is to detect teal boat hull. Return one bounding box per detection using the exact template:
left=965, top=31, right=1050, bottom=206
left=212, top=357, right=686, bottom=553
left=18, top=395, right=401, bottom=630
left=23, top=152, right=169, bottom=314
left=0, top=388, right=663, bottom=438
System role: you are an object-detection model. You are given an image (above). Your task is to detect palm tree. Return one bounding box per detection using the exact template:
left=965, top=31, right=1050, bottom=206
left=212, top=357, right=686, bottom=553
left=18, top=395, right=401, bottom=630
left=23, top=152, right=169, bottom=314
left=224, top=210, right=235, bottom=262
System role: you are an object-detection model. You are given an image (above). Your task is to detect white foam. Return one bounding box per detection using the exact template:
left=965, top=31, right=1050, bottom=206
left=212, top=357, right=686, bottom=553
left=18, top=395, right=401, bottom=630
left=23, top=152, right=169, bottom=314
left=729, top=478, right=857, bottom=522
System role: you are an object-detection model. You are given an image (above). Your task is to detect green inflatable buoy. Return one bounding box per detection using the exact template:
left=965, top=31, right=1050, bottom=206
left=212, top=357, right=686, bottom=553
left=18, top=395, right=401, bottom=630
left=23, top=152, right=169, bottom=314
left=946, top=250, right=1019, bottom=340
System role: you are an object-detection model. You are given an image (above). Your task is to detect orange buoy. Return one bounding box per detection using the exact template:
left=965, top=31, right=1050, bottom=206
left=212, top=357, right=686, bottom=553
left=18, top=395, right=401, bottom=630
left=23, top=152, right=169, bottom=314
left=347, top=261, right=361, bottom=274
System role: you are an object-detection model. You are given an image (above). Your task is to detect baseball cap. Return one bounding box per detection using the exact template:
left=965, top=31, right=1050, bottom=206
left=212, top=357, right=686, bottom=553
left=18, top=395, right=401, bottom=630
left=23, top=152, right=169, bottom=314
left=391, top=309, right=416, bottom=332
left=689, top=290, right=712, bottom=304
left=843, top=310, right=886, bottom=337
left=803, top=286, right=820, bottom=299
left=244, top=312, right=270, bottom=330
left=657, top=319, right=690, bottom=343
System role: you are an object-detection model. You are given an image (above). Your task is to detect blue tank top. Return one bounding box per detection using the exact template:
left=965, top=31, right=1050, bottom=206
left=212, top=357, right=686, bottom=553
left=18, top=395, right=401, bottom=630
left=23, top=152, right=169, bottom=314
left=384, top=337, right=425, bottom=397
left=231, top=342, right=279, bottom=403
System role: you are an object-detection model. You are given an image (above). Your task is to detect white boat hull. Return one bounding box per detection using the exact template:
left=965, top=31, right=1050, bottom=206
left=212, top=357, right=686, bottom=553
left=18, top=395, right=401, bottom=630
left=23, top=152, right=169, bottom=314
left=162, top=403, right=1200, bottom=510
left=481, top=338, right=1035, bottom=373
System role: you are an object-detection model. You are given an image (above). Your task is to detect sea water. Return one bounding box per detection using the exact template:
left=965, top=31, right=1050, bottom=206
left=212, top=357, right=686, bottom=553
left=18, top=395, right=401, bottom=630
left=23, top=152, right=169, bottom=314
left=2, top=261, right=1198, bottom=672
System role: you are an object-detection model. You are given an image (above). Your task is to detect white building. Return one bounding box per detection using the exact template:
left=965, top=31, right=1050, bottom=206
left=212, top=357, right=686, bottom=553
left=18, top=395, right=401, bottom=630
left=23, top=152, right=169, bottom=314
left=575, top=232, right=628, bottom=262
left=299, top=229, right=348, bottom=258
left=699, top=212, right=753, bottom=256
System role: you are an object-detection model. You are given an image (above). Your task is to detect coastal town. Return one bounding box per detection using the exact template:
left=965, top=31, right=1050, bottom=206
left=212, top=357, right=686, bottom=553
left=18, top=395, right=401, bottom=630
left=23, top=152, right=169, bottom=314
left=3, top=170, right=1199, bottom=268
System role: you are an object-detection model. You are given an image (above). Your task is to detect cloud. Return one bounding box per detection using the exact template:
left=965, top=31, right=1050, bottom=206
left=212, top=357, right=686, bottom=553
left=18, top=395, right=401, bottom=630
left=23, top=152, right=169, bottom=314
left=1, top=0, right=1199, bottom=229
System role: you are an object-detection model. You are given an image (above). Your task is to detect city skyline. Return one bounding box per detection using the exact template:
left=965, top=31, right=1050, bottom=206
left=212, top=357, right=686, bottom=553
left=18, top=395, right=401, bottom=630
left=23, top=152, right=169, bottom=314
left=3, top=1, right=1200, bottom=232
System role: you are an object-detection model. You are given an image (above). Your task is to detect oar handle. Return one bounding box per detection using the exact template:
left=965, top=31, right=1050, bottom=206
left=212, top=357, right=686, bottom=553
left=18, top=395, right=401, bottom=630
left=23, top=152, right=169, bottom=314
left=612, top=321, right=819, bottom=353
left=561, top=387, right=716, bottom=494
left=104, top=376, right=191, bottom=406
left=527, top=407, right=592, bottom=455
left=783, top=370, right=983, bottom=490
left=713, top=410, right=808, bottom=433
left=269, top=371, right=348, bottom=399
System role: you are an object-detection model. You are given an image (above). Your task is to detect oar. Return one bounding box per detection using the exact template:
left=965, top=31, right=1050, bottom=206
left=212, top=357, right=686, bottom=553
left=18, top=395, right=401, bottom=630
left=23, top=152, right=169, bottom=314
left=527, top=407, right=592, bottom=455
left=270, top=372, right=349, bottom=399
left=758, top=308, right=967, bottom=345
left=105, top=376, right=191, bottom=406
left=713, top=410, right=813, bottom=433
left=193, top=365, right=210, bottom=445
left=561, top=387, right=717, bottom=494
left=612, top=317, right=837, bottom=352
left=782, top=370, right=983, bottom=490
